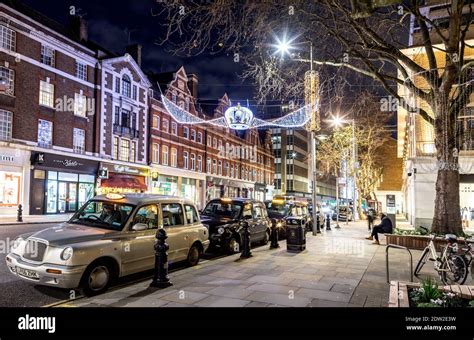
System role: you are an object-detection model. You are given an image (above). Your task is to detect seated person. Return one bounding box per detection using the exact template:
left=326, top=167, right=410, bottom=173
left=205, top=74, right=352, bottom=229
left=365, top=212, right=393, bottom=245
left=100, top=203, right=122, bottom=225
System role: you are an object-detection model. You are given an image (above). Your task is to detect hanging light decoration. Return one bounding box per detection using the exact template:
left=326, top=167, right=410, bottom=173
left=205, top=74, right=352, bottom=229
left=161, top=95, right=314, bottom=130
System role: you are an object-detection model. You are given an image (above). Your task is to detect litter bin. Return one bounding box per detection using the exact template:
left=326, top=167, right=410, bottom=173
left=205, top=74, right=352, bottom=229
left=286, top=218, right=306, bottom=252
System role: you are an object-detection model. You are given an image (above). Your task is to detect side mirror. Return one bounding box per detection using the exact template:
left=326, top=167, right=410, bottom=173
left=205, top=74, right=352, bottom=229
left=132, top=223, right=147, bottom=231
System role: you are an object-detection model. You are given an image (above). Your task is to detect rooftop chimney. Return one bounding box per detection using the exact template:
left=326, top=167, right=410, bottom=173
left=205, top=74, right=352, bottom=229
left=126, top=44, right=142, bottom=68
left=69, top=15, right=88, bottom=42
left=187, top=73, right=198, bottom=99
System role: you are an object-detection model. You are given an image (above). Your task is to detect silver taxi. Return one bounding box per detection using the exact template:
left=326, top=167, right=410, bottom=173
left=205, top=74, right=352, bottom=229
left=6, top=194, right=209, bottom=296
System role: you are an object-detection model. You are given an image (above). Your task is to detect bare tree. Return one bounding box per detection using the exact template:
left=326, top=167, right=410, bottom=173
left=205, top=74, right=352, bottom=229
left=154, top=0, right=473, bottom=234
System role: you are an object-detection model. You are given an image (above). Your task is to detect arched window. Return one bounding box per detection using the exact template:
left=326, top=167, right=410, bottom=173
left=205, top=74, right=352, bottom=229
left=122, top=74, right=131, bottom=97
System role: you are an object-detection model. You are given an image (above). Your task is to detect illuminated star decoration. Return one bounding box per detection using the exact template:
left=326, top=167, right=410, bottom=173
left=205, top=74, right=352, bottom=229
left=161, top=95, right=315, bottom=130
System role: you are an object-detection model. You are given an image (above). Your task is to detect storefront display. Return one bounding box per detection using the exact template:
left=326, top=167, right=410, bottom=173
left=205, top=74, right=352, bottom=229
left=0, top=171, right=21, bottom=206
left=151, top=175, right=178, bottom=196
left=30, top=152, right=99, bottom=215
left=181, top=177, right=197, bottom=201
left=98, top=163, right=149, bottom=194
left=0, top=147, right=30, bottom=216
left=460, top=182, right=474, bottom=231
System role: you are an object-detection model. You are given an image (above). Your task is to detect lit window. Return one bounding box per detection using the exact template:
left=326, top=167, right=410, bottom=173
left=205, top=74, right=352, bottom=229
left=213, top=138, right=217, bottom=149
left=162, top=146, right=169, bottom=166
left=39, top=80, right=54, bottom=108
left=218, top=161, right=222, bottom=176
left=183, top=151, right=189, bottom=169
left=131, top=142, right=136, bottom=162
left=197, top=132, right=202, bottom=144
left=0, top=25, right=16, bottom=51
left=0, top=109, right=13, bottom=141
left=185, top=97, right=190, bottom=111
left=122, top=75, right=131, bottom=97
left=152, top=115, right=160, bottom=129
left=213, top=159, right=217, bottom=174
left=41, top=45, right=55, bottom=67
left=37, top=119, right=53, bottom=148
left=171, top=148, right=177, bottom=167
left=120, top=139, right=130, bottom=162
left=207, top=158, right=211, bottom=173
left=183, top=127, right=189, bottom=139
left=113, top=137, right=119, bottom=159
left=162, top=119, right=169, bottom=133
left=152, top=143, right=160, bottom=164
left=74, top=93, right=87, bottom=117
left=197, top=155, right=202, bottom=172
left=75, top=62, right=87, bottom=80
left=207, top=135, right=211, bottom=146
left=73, top=128, right=85, bottom=154
left=190, top=154, right=195, bottom=170
left=191, top=129, right=196, bottom=142
left=171, top=122, right=177, bottom=135
left=0, top=66, right=14, bottom=96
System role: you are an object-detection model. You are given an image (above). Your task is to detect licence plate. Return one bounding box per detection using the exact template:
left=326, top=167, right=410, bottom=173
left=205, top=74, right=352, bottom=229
left=16, top=267, right=39, bottom=279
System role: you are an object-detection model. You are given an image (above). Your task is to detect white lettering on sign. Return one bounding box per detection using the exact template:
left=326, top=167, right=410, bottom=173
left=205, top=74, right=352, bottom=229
left=0, top=155, right=14, bottom=162
left=53, top=159, right=83, bottom=167
left=114, top=165, right=140, bottom=174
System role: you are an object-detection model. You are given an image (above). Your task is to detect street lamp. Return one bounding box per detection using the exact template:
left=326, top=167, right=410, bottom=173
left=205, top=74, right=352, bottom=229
left=272, top=34, right=320, bottom=236
left=329, top=115, right=358, bottom=224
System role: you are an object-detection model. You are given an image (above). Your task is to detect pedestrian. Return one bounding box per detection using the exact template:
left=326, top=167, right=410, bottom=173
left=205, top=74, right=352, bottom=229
left=365, top=212, right=393, bottom=245
left=367, top=208, right=375, bottom=231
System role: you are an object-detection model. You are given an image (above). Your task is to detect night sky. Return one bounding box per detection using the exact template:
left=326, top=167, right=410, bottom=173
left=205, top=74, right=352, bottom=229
left=22, top=0, right=252, bottom=102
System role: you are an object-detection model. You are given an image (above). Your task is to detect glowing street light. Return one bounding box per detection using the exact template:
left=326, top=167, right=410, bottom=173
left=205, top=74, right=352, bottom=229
left=272, top=34, right=297, bottom=57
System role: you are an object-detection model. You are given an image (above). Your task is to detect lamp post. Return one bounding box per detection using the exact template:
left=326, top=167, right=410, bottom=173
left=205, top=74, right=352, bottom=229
left=274, top=37, right=320, bottom=237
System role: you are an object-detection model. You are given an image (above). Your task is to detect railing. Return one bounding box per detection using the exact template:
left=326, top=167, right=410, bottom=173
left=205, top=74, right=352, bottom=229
left=113, top=124, right=140, bottom=139
left=386, top=244, right=413, bottom=284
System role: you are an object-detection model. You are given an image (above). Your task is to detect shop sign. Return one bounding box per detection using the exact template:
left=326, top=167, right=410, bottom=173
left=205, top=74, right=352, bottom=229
left=31, top=152, right=98, bottom=173
left=98, top=168, right=109, bottom=179
left=101, top=163, right=149, bottom=177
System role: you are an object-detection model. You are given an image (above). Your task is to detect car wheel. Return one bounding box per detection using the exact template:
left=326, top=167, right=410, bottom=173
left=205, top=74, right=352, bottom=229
left=227, top=236, right=240, bottom=255
left=80, top=260, right=113, bottom=296
left=187, top=243, right=202, bottom=267
left=261, top=229, right=270, bottom=245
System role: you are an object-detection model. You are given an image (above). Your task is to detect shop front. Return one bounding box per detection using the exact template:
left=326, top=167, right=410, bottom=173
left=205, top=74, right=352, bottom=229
left=97, top=163, right=149, bottom=194
left=254, top=183, right=266, bottom=202
left=0, top=147, right=30, bottom=216
left=30, top=152, right=99, bottom=215
left=206, top=176, right=255, bottom=201
left=461, top=174, right=474, bottom=232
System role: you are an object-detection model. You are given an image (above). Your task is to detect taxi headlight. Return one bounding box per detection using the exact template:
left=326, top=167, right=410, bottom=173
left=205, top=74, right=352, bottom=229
left=217, top=227, right=225, bottom=235
left=276, top=222, right=283, bottom=228
left=60, top=247, right=74, bottom=261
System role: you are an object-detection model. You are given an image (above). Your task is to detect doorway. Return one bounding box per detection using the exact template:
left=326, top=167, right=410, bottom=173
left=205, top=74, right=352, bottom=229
left=58, top=182, right=78, bottom=213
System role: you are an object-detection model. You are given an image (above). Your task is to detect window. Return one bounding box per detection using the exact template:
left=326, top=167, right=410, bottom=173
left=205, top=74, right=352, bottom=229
left=152, top=143, right=159, bottom=164
left=183, top=151, right=189, bottom=169
left=171, top=148, right=177, bottom=167
left=162, top=119, right=169, bottom=133
left=113, top=137, right=119, bottom=159
left=218, top=161, right=222, bottom=175
left=0, top=109, right=13, bottom=141
left=287, top=180, right=293, bottom=191
left=73, top=128, right=85, bottom=154
left=253, top=205, right=263, bottom=218
left=242, top=204, right=252, bottom=218
left=114, top=106, right=120, bottom=124
left=207, top=158, right=211, bottom=173
left=161, top=203, right=184, bottom=227
left=197, top=132, right=202, bottom=144
left=183, top=126, right=189, bottom=138
left=115, top=77, right=120, bottom=93
left=172, top=91, right=177, bottom=103
left=0, top=66, right=14, bottom=95
left=225, top=162, right=229, bottom=177
left=133, top=205, right=158, bottom=229
left=74, top=93, right=87, bottom=117
left=37, top=119, right=53, bottom=148
left=235, top=166, right=239, bottom=178
left=39, top=80, right=54, bottom=108
left=190, top=129, right=196, bottom=142
left=184, top=204, right=199, bottom=224
left=197, top=155, right=202, bottom=172
left=231, top=165, right=234, bottom=178
left=152, top=115, right=160, bottom=129
left=171, top=122, right=177, bottom=135
left=40, top=45, right=55, bottom=67
left=207, top=135, right=212, bottom=146
left=132, top=85, right=137, bottom=100
left=213, top=159, right=217, bottom=174
left=0, top=25, right=16, bottom=51
left=75, top=62, right=87, bottom=80
left=218, top=140, right=223, bottom=151
left=131, top=142, right=136, bottom=162
left=121, top=109, right=130, bottom=128
left=120, top=139, right=130, bottom=162
left=185, top=97, right=190, bottom=111
left=122, top=75, right=131, bottom=97
left=162, top=145, right=169, bottom=165
left=190, top=153, right=196, bottom=170
left=213, top=137, right=217, bottom=149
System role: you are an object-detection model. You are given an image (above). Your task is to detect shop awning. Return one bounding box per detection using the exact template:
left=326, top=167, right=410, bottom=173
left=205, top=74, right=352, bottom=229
left=100, top=174, right=147, bottom=191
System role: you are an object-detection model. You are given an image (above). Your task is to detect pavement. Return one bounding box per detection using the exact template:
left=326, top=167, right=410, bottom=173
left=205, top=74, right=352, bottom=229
left=0, top=214, right=72, bottom=225
left=55, top=220, right=446, bottom=308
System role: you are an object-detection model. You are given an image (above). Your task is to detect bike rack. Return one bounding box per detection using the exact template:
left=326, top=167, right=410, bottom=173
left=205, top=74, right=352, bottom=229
left=386, top=244, right=414, bottom=283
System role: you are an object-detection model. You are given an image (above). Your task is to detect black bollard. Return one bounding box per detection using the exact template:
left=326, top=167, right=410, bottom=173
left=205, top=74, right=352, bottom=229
left=316, top=214, right=321, bottom=233
left=326, top=214, right=331, bottom=230
left=150, top=228, right=173, bottom=288
left=240, top=220, right=252, bottom=259
left=269, top=219, right=280, bottom=249
left=17, top=204, right=23, bottom=222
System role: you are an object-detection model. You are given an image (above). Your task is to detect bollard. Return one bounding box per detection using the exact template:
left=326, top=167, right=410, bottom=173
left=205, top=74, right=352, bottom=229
left=326, top=214, right=331, bottom=230
left=269, top=219, right=280, bottom=249
left=240, top=220, right=252, bottom=259
left=316, top=214, right=321, bottom=233
left=17, top=204, right=23, bottom=222
left=150, top=228, right=173, bottom=288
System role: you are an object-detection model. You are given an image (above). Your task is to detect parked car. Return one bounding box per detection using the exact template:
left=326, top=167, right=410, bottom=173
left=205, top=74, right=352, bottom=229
left=6, top=194, right=209, bottom=296
left=200, top=198, right=271, bottom=253
left=332, top=206, right=354, bottom=221
left=265, top=199, right=320, bottom=237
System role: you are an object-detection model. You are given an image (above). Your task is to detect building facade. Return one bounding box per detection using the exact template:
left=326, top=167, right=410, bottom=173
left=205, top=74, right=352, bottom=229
left=398, top=0, right=474, bottom=230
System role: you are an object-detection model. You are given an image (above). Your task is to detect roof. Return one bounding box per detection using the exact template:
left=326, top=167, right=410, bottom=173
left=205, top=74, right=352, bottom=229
left=92, top=194, right=197, bottom=206
left=147, top=70, right=179, bottom=99
left=207, top=197, right=256, bottom=204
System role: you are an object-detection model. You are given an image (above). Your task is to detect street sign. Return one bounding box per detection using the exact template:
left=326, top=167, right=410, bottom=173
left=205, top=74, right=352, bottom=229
left=98, top=168, right=109, bottom=179
left=386, top=194, right=396, bottom=214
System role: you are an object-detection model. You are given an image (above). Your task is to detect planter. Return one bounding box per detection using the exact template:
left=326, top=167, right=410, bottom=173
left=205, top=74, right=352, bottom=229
left=389, top=281, right=474, bottom=307
left=385, top=234, right=466, bottom=252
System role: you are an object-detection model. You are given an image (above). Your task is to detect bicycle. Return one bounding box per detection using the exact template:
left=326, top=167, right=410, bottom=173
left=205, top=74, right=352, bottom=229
left=414, top=226, right=469, bottom=285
